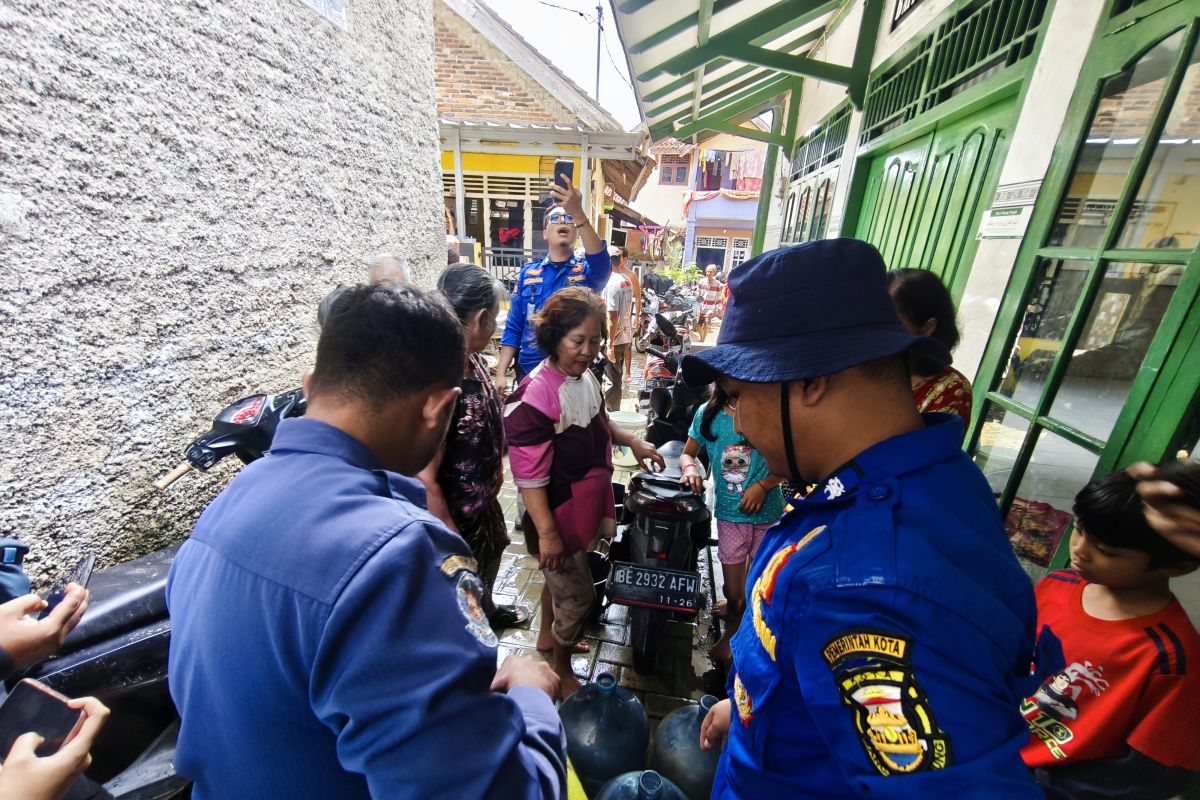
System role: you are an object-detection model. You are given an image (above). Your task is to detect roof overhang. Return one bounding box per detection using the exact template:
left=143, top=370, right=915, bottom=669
left=612, top=0, right=884, bottom=145
left=439, top=119, right=646, bottom=161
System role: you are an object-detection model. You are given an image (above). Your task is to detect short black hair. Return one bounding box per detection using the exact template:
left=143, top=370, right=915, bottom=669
left=311, top=283, right=464, bottom=409
left=1075, top=471, right=1192, bottom=569
left=533, top=287, right=606, bottom=360
left=437, top=264, right=502, bottom=324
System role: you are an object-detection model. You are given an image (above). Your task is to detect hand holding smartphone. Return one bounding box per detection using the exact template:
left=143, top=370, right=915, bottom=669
left=39, top=554, right=95, bottom=621
left=0, top=680, right=85, bottom=759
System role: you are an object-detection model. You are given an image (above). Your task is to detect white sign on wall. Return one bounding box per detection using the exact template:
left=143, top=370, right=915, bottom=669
left=298, top=0, right=348, bottom=30
left=978, top=179, right=1042, bottom=240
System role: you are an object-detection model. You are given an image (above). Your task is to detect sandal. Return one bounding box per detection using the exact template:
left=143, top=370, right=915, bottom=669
left=488, top=605, right=530, bottom=630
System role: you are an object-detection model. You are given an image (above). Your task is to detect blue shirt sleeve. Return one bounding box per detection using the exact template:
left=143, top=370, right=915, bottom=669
left=788, top=585, right=1042, bottom=798
left=310, top=524, right=565, bottom=799
left=583, top=245, right=611, bottom=291
left=501, top=269, right=527, bottom=350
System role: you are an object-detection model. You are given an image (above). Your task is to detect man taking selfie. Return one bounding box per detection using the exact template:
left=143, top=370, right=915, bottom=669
left=496, top=175, right=610, bottom=396
left=168, top=284, right=566, bottom=799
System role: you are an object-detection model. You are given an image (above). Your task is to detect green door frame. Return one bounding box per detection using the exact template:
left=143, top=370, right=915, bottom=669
left=966, top=0, right=1200, bottom=567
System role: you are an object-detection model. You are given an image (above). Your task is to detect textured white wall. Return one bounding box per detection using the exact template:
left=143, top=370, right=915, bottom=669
left=0, top=0, right=442, bottom=583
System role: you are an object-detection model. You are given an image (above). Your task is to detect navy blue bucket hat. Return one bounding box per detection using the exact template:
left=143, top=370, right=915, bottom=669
left=681, top=238, right=950, bottom=387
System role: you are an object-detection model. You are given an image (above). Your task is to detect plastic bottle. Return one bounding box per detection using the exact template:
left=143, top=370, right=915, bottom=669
left=649, top=694, right=720, bottom=800
left=595, top=770, right=688, bottom=800
left=559, top=672, right=650, bottom=796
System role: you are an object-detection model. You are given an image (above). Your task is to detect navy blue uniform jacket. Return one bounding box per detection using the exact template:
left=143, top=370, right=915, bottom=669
left=167, top=418, right=565, bottom=799
left=714, top=415, right=1045, bottom=798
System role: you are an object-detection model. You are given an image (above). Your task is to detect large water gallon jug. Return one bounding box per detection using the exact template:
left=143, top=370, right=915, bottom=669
left=595, top=770, right=688, bottom=800
left=649, top=695, right=720, bottom=800
left=559, top=672, right=650, bottom=796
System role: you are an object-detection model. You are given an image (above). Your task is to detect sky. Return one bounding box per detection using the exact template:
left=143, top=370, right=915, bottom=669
left=481, top=0, right=643, bottom=131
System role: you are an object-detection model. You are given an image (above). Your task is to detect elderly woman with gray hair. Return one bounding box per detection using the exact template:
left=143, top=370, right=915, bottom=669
left=417, top=264, right=527, bottom=629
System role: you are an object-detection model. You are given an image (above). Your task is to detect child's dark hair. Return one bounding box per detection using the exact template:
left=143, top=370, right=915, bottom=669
left=699, top=384, right=728, bottom=443
left=1075, top=471, right=1192, bottom=568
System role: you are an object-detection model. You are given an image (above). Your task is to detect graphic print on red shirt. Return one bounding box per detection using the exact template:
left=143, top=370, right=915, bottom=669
left=1021, top=571, right=1200, bottom=771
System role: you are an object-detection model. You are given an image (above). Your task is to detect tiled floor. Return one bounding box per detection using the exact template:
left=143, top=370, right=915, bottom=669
left=492, top=339, right=731, bottom=731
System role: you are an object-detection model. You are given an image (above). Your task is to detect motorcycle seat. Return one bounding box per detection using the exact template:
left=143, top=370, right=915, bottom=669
left=57, top=544, right=179, bottom=656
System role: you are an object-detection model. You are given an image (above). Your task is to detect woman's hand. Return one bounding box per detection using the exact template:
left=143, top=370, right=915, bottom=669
left=538, top=533, right=566, bottom=571
left=0, top=696, right=109, bottom=800
left=739, top=482, right=767, bottom=515
left=630, top=439, right=665, bottom=472
left=700, top=698, right=732, bottom=752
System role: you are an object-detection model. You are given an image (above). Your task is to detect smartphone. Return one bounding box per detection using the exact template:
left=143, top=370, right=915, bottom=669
left=553, top=159, right=574, bottom=191
left=38, top=553, right=96, bottom=621
left=0, top=679, right=85, bottom=759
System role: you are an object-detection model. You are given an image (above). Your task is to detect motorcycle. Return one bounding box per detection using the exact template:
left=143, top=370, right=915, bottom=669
left=608, top=444, right=711, bottom=675
left=17, top=389, right=306, bottom=799
left=609, top=332, right=711, bottom=675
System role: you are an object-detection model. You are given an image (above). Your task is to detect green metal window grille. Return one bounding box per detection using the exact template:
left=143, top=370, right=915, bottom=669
left=789, top=104, right=851, bottom=182
left=860, top=0, right=1048, bottom=144
left=1111, top=0, right=1154, bottom=17
left=967, top=7, right=1200, bottom=574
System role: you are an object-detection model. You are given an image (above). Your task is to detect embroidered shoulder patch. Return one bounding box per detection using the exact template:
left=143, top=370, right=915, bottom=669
left=823, top=630, right=951, bottom=776
left=439, top=554, right=478, bottom=579
left=570, top=264, right=585, bottom=273
left=751, top=526, right=826, bottom=660
left=455, top=572, right=498, bottom=647
left=526, top=266, right=545, bottom=277
left=733, top=673, right=754, bottom=727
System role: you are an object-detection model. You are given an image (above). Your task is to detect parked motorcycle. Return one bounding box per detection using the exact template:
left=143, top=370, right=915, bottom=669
left=16, top=389, right=306, bottom=799
left=609, top=327, right=710, bottom=674
left=608, top=443, right=711, bottom=675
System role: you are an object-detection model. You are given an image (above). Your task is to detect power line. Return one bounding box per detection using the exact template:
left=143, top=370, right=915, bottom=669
left=601, top=23, right=634, bottom=91
left=533, top=0, right=594, bottom=22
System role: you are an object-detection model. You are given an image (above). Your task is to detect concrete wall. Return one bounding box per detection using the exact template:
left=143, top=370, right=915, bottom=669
left=0, top=0, right=443, bottom=584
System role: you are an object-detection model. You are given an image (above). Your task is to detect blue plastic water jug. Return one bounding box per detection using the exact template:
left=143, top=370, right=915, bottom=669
left=595, top=770, right=688, bottom=800
left=559, top=672, right=649, bottom=795
left=649, top=695, right=720, bottom=800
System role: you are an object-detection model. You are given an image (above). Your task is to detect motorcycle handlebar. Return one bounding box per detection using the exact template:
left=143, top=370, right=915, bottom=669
left=647, top=346, right=669, bottom=360
left=154, top=461, right=193, bottom=491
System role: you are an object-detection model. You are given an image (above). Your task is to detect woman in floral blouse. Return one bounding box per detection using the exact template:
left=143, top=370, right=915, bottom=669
left=887, top=268, right=973, bottom=429
left=418, top=265, right=526, bottom=629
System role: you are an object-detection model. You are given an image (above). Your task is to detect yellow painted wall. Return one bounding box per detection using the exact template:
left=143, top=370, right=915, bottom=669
left=439, top=151, right=580, bottom=175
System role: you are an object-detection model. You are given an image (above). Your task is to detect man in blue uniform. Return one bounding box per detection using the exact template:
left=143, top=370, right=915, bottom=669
left=495, top=176, right=610, bottom=394
left=168, top=283, right=566, bottom=799
left=682, top=239, right=1050, bottom=798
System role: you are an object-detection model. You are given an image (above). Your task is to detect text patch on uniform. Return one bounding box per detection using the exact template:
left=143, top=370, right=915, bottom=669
left=824, top=630, right=951, bottom=776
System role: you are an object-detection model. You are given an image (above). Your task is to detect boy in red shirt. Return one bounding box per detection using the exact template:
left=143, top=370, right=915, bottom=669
left=1022, top=471, right=1200, bottom=799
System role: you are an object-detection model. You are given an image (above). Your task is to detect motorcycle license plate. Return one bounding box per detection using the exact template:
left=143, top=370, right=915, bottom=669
left=607, top=562, right=699, bottom=613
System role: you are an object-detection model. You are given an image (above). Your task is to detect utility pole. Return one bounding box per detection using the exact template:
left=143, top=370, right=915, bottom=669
left=594, top=2, right=602, bottom=101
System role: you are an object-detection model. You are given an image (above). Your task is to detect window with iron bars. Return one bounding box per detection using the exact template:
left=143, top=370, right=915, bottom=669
left=861, top=0, right=1048, bottom=145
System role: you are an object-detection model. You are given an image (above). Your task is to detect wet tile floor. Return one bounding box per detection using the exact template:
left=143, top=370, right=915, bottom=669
left=491, top=343, right=730, bottom=732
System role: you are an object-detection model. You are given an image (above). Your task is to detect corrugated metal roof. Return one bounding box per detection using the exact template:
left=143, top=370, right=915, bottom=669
left=612, top=1, right=843, bottom=141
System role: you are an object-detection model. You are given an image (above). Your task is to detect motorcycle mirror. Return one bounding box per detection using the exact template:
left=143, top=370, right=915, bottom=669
left=655, top=313, right=678, bottom=340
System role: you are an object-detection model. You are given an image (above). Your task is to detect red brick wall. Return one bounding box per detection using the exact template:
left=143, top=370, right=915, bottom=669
left=434, top=1, right=580, bottom=125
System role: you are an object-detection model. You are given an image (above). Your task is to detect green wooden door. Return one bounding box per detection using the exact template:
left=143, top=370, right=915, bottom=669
left=856, top=97, right=1016, bottom=300
left=968, top=1, right=1200, bottom=578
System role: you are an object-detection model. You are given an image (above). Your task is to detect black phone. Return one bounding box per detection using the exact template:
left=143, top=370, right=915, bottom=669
left=38, top=554, right=96, bottom=621
left=0, top=679, right=85, bottom=759
left=553, top=159, right=574, bottom=191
